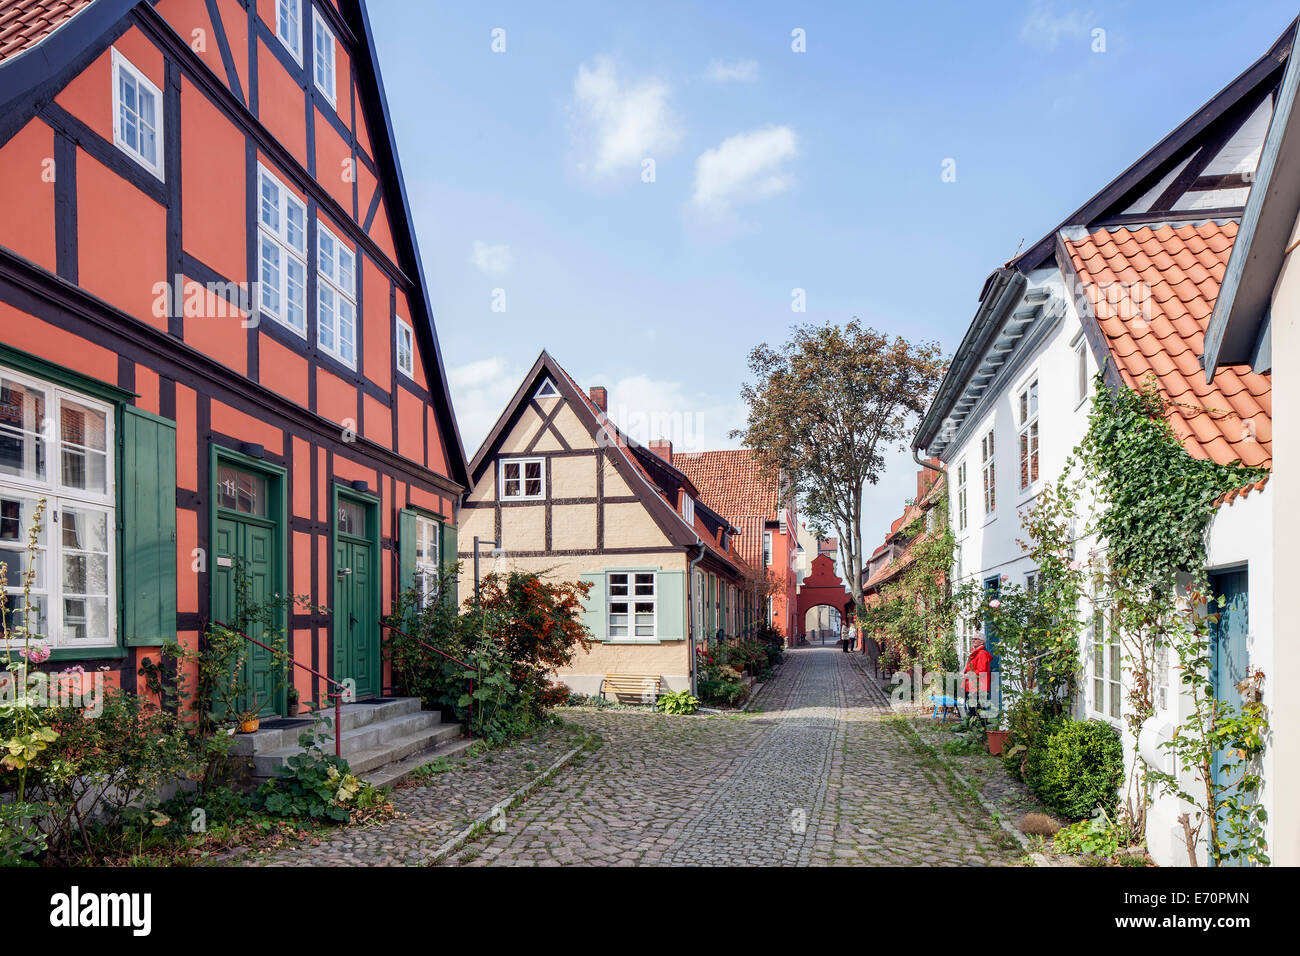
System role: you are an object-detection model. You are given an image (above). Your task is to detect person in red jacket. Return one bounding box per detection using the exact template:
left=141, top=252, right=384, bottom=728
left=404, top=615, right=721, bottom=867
left=962, top=636, right=993, bottom=721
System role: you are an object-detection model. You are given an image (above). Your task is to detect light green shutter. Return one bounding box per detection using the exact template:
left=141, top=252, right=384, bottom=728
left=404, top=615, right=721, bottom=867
left=119, top=406, right=177, bottom=647
left=657, top=571, right=685, bottom=641
left=439, top=521, right=457, bottom=610
left=398, top=508, right=417, bottom=597
left=579, top=572, right=605, bottom=641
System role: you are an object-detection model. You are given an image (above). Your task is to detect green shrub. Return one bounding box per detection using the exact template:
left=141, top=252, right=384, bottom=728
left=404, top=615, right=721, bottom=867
left=697, top=678, right=748, bottom=708
left=255, top=724, right=386, bottom=824
left=1054, top=811, right=1121, bottom=858
left=655, top=690, right=700, bottom=715
left=1023, top=718, right=1123, bottom=820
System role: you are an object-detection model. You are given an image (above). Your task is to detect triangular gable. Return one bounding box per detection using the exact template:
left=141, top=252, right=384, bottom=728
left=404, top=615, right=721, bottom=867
left=468, top=351, right=700, bottom=550
left=1011, top=17, right=1296, bottom=273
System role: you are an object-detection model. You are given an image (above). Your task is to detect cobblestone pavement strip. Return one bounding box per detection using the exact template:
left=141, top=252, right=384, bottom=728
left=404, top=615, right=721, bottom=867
left=451, top=646, right=1026, bottom=867
left=234, top=722, right=591, bottom=867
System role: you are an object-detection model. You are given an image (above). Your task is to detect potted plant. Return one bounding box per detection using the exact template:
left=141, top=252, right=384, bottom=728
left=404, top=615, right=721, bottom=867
left=287, top=686, right=300, bottom=717
left=986, top=717, right=1010, bottom=755
left=237, top=710, right=261, bottom=734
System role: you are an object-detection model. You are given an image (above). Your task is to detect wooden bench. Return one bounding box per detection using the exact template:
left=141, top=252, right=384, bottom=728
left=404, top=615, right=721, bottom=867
left=599, top=674, right=662, bottom=705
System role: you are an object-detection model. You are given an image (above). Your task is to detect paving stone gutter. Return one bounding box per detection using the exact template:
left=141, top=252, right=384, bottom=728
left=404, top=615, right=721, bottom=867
left=843, top=654, right=1052, bottom=867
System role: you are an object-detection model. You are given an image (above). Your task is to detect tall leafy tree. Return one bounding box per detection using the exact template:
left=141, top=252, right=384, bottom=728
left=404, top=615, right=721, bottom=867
left=735, top=320, right=945, bottom=609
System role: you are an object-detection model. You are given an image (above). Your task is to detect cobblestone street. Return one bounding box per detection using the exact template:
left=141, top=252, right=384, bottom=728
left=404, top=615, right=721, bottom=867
left=452, top=646, right=1023, bottom=867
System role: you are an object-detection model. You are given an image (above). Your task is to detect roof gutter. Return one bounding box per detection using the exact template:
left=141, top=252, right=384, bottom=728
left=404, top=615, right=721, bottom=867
left=913, top=268, right=1027, bottom=455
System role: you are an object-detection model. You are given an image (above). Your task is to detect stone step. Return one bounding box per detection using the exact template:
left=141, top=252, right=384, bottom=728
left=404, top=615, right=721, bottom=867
left=251, top=713, right=463, bottom=779
left=230, top=697, right=425, bottom=757
left=362, top=736, right=478, bottom=789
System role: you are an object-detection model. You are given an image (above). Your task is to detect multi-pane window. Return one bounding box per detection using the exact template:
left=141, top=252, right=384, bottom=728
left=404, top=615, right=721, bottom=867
left=257, top=166, right=307, bottom=335
left=981, top=429, right=996, bottom=514
left=763, top=531, right=772, bottom=567
left=216, top=465, right=267, bottom=516
left=1092, top=613, right=1121, bottom=720
left=499, top=458, right=543, bottom=500
left=112, top=49, right=163, bottom=179
left=396, top=318, right=415, bottom=378
left=608, top=571, right=655, bottom=640
left=276, top=0, right=303, bottom=64
left=317, top=225, right=357, bottom=367
left=1075, top=340, right=1090, bottom=405
left=1018, top=379, right=1039, bottom=490
left=0, top=369, right=114, bottom=648
left=681, top=494, right=694, bottom=526
left=313, top=10, right=337, bottom=105
left=414, top=515, right=440, bottom=608
left=955, top=460, right=968, bottom=531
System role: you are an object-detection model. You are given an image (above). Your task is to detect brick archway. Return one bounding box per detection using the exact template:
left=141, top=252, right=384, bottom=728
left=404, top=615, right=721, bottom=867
left=796, top=554, right=854, bottom=637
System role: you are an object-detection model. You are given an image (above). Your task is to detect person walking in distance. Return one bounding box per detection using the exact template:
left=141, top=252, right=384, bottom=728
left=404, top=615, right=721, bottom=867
left=842, top=619, right=856, bottom=653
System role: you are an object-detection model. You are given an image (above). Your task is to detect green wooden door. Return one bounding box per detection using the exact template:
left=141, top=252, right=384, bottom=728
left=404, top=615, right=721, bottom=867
left=212, top=514, right=280, bottom=717
left=333, top=493, right=378, bottom=700
left=1210, top=567, right=1250, bottom=866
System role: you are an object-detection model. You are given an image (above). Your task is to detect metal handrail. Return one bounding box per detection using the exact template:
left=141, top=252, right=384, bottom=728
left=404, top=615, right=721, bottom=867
left=212, top=621, right=344, bottom=757
left=380, top=620, right=477, bottom=739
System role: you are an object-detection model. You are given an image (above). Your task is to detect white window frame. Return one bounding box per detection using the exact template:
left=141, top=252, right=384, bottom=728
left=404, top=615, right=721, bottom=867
left=681, top=493, right=694, bottom=526
left=275, top=0, right=303, bottom=65
left=414, top=513, right=440, bottom=609
left=316, top=223, right=357, bottom=368
left=0, top=367, right=117, bottom=649
left=1074, top=337, right=1090, bottom=407
left=955, top=460, right=968, bottom=532
left=980, top=429, right=996, bottom=516
left=499, top=457, right=544, bottom=501
left=111, top=48, right=164, bottom=181
left=256, top=164, right=308, bottom=337
left=1091, top=612, right=1121, bottom=722
left=395, top=317, right=415, bottom=379
left=1017, top=378, right=1040, bottom=492
left=313, top=8, right=337, bottom=107
left=763, top=530, right=772, bottom=567
left=607, top=570, right=656, bottom=642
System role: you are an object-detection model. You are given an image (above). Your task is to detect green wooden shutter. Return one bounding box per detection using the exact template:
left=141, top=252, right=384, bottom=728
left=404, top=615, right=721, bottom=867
left=439, top=521, right=457, bottom=610
left=657, top=571, right=685, bottom=641
left=119, top=406, right=177, bottom=647
left=398, top=509, right=417, bottom=594
left=579, top=572, right=605, bottom=641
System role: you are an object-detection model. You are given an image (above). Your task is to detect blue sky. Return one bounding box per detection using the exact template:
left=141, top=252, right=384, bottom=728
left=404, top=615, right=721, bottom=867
left=368, top=0, right=1297, bottom=549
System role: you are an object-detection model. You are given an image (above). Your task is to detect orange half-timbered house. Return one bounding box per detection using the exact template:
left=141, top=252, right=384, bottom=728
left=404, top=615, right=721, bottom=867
left=0, top=0, right=467, bottom=718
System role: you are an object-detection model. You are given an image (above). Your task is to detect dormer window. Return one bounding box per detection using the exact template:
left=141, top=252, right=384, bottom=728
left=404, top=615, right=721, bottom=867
left=681, top=493, right=694, bottom=526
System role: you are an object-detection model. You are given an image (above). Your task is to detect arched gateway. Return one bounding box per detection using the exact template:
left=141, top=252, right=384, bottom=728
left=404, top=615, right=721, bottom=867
left=795, top=554, right=854, bottom=641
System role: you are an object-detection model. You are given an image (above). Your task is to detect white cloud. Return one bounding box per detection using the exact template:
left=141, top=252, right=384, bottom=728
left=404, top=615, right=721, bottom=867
left=471, top=241, right=513, bottom=276
left=605, top=374, right=747, bottom=453
left=571, top=55, right=682, bottom=176
left=705, top=58, right=758, bottom=83
left=1020, top=2, right=1093, bottom=51
left=447, top=357, right=525, bottom=455
left=690, top=125, right=798, bottom=210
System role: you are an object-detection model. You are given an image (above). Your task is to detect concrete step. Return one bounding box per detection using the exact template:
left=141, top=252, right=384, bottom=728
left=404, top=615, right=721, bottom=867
left=250, top=707, right=464, bottom=779
left=361, top=736, right=477, bottom=789
left=230, top=697, right=424, bottom=757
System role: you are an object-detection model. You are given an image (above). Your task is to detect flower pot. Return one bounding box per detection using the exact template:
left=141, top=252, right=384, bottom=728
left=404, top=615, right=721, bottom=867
left=287, top=700, right=299, bottom=717
left=239, top=717, right=261, bottom=734
left=986, top=730, right=1010, bottom=756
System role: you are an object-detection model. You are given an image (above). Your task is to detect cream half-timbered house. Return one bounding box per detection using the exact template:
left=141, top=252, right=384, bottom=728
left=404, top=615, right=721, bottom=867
left=457, top=352, right=752, bottom=695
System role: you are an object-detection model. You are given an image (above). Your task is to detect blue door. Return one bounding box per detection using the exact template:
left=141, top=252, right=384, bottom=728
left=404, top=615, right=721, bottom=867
left=983, top=575, right=1001, bottom=714
left=1209, top=567, right=1249, bottom=866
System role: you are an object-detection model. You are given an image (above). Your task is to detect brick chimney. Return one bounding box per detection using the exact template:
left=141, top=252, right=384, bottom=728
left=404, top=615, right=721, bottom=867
left=589, top=386, right=608, bottom=413
left=649, top=438, right=673, bottom=464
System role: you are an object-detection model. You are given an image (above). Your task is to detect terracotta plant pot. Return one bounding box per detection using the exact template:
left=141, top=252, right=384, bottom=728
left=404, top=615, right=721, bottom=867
left=986, top=730, right=1010, bottom=756
left=239, top=717, right=261, bottom=734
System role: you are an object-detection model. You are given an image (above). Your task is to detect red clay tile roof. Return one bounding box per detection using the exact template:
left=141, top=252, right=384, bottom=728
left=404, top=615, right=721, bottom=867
left=1064, top=221, right=1272, bottom=469
left=0, top=0, right=94, bottom=63
left=1213, top=474, right=1270, bottom=509
left=674, top=449, right=781, bottom=519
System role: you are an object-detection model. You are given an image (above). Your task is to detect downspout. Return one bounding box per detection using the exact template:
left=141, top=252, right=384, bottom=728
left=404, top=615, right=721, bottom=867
left=688, top=539, right=706, bottom=697
left=913, top=447, right=943, bottom=474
